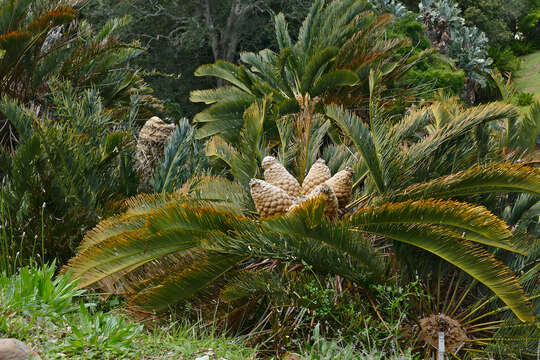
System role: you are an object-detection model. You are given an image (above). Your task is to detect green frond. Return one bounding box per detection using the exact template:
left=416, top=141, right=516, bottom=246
left=205, top=135, right=236, bottom=168
left=221, top=271, right=283, bottom=302
left=356, top=223, right=534, bottom=322
left=386, top=107, right=432, bottom=146
left=404, top=102, right=519, bottom=169
left=325, top=104, right=385, bottom=193
left=390, top=163, right=540, bottom=201
left=145, top=202, right=248, bottom=235
left=512, top=101, right=540, bottom=151
left=95, top=15, right=131, bottom=42
left=128, top=252, right=243, bottom=310
left=194, top=61, right=253, bottom=94
left=491, top=70, right=518, bottom=102
left=265, top=198, right=387, bottom=279
left=193, top=100, right=251, bottom=140
left=300, top=46, right=339, bottom=94
left=349, top=199, right=519, bottom=253
left=274, top=13, right=292, bottom=51
left=297, top=0, right=325, bottom=55
left=190, top=86, right=254, bottom=105
left=184, top=176, right=251, bottom=211
left=64, top=227, right=201, bottom=288
left=150, top=119, right=208, bottom=194
left=311, top=69, right=359, bottom=96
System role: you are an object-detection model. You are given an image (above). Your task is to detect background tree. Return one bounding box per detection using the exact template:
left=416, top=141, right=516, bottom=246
left=82, top=0, right=313, bottom=118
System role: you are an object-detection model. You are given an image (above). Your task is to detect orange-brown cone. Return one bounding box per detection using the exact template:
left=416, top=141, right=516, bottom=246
left=250, top=179, right=294, bottom=218
left=262, top=156, right=301, bottom=197
left=289, top=183, right=339, bottom=219
left=302, top=158, right=331, bottom=194
left=325, top=167, right=353, bottom=208
left=135, top=116, right=176, bottom=184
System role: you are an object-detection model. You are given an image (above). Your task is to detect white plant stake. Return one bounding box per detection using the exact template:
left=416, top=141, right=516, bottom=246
left=438, top=332, right=445, bottom=360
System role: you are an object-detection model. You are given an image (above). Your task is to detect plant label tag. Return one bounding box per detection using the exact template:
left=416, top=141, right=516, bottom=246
left=438, top=332, right=445, bottom=360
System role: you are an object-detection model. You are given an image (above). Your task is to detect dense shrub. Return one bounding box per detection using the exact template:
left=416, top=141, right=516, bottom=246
left=0, top=82, right=140, bottom=264
left=488, top=46, right=521, bottom=74
left=520, top=5, right=540, bottom=47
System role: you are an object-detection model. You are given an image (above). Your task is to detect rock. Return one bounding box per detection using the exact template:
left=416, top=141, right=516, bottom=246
left=0, top=339, right=36, bottom=360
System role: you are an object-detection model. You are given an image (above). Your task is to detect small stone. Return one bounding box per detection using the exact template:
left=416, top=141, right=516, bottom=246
left=0, top=339, right=37, bottom=360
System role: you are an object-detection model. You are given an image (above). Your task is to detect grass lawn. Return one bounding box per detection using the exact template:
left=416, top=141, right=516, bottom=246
left=514, top=51, right=540, bottom=102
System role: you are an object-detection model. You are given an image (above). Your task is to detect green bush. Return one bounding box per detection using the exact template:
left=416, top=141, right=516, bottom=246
left=65, top=303, right=143, bottom=359
left=520, top=7, right=540, bottom=47
left=509, top=39, right=537, bottom=56
left=0, top=82, right=140, bottom=264
left=488, top=46, right=521, bottom=74
left=517, top=92, right=535, bottom=106
left=403, top=62, right=466, bottom=96
left=296, top=323, right=416, bottom=360
left=0, top=262, right=83, bottom=317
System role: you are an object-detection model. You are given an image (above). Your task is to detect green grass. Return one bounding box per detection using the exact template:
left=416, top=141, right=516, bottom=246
left=515, top=51, right=540, bottom=102
left=0, top=264, right=418, bottom=359
left=0, top=264, right=256, bottom=360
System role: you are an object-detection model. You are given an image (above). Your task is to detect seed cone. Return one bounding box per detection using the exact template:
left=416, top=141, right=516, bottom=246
left=262, top=156, right=301, bottom=197
left=302, top=158, right=331, bottom=194
left=290, top=183, right=339, bottom=219
left=419, top=314, right=468, bottom=353
left=325, top=167, right=353, bottom=208
left=135, top=116, right=176, bottom=184
left=250, top=179, right=294, bottom=218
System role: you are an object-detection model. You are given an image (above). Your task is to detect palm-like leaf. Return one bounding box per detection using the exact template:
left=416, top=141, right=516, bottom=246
left=64, top=190, right=534, bottom=322
left=389, top=163, right=540, bottom=202
left=190, top=0, right=423, bottom=141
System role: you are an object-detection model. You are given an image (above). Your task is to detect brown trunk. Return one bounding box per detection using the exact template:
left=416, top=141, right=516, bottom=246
left=202, top=0, right=260, bottom=85
left=465, top=78, right=478, bottom=105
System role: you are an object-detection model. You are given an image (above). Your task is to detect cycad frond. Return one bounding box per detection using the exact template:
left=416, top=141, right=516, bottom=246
left=512, top=101, right=540, bottom=152
left=194, top=61, right=253, bottom=94
left=190, top=86, right=254, bottom=105
left=390, top=163, right=540, bottom=201
left=350, top=199, right=519, bottom=252
left=274, top=13, right=292, bottom=51
left=403, top=102, right=519, bottom=170
left=128, top=252, right=242, bottom=310
left=325, top=104, right=385, bottom=193
left=150, top=119, right=208, bottom=194
left=356, top=222, right=534, bottom=322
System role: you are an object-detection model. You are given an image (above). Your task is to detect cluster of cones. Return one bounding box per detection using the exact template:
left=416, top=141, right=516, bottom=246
left=250, top=157, right=353, bottom=219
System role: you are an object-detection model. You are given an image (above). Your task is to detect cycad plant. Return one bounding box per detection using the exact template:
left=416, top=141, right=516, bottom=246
left=0, top=0, right=154, bottom=148
left=0, top=81, right=140, bottom=263
left=190, top=0, right=430, bottom=141
left=0, top=0, right=146, bottom=103
left=64, top=81, right=539, bottom=333
left=406, top=259, right=539, bottom=358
